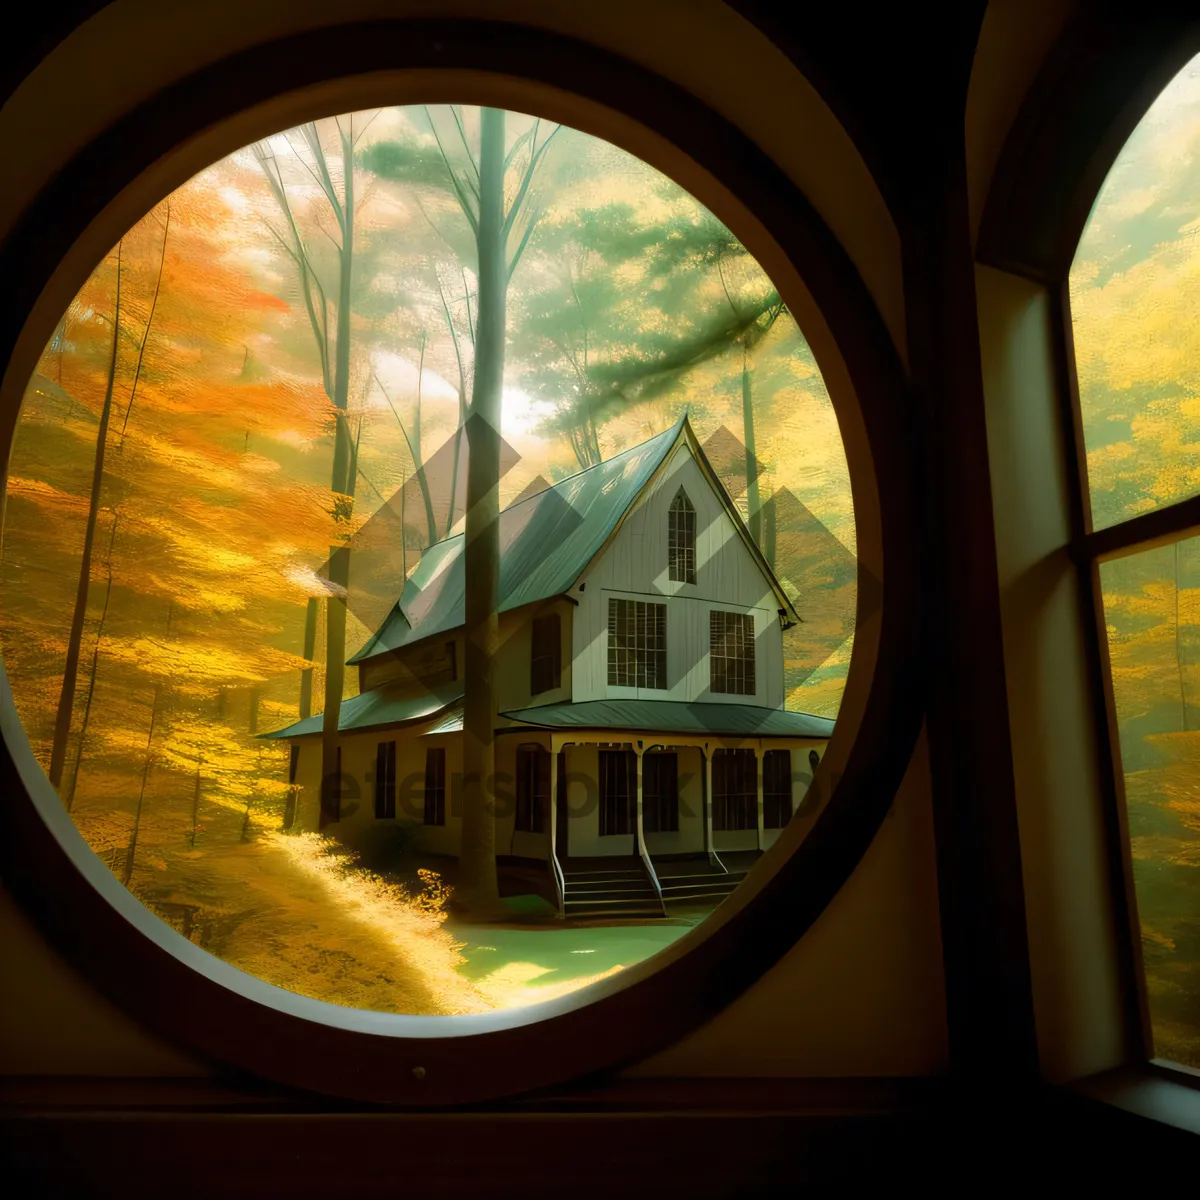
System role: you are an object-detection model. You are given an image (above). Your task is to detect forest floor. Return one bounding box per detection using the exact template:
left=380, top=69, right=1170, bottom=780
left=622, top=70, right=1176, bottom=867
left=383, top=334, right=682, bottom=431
left=129, top=831, right=696, bottom=1016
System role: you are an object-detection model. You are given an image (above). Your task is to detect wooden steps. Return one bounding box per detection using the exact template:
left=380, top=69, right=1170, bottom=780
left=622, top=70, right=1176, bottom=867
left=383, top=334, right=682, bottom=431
left=561, top=858, right=665, bottom=919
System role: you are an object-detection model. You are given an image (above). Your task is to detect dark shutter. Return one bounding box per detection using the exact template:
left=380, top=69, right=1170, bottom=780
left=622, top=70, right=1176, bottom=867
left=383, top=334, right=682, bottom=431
left=375, top=740, right=396, bottom=819
left=763, top=749, right=792, bottom=829
left=423, top=747, right=446, bottom=826
left=530, top=613, right=562, bottom=696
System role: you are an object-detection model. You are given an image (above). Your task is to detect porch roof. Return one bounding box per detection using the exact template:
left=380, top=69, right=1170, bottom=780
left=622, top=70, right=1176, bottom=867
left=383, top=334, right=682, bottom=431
left=502, top=699, right=835, bottom=739
left=259, top=684, right=463, bottom=740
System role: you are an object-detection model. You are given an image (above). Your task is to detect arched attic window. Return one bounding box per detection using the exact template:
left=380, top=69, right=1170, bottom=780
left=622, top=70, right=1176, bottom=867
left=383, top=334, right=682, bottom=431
left=668, top=487, right=696, bottom=583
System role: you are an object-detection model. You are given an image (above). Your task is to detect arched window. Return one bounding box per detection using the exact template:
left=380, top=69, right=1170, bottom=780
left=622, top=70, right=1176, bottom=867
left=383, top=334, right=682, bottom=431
left=1062, top=51, right=1200, bottom=1073
left=668, top=487, right=696, bottom=583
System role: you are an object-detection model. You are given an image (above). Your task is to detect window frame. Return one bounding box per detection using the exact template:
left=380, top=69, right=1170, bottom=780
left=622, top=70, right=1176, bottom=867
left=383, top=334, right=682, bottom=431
left=978, top=12, right=1200, bottom=1087
left=0, top=17, right=923, bottom=1108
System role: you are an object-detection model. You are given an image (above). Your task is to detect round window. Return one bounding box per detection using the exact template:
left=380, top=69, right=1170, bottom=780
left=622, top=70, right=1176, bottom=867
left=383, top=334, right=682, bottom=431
left=5, top=103, right=854, bottom=1011
left=0, top=25, right=919, bottom=1104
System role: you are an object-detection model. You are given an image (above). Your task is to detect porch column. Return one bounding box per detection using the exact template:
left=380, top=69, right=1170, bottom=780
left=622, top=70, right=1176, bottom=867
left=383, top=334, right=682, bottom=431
left=755, top=744, right=765, bottom=851
left=702, top=742, right=716, bottom=867
left=634, top=743, right=645, bottom=858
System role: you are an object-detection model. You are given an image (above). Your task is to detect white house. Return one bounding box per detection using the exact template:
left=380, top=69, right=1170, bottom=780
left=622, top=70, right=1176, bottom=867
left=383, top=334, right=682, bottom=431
left=265, top=417, right=834, bottom=916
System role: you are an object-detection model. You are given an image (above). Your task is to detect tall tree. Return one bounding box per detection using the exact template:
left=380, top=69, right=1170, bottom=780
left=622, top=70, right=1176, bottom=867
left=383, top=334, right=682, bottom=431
left=254, top=119, right=361, bottom=826
left=48, top=241, right=123, bottom=790
left=365, top=106, right=559, bottom=911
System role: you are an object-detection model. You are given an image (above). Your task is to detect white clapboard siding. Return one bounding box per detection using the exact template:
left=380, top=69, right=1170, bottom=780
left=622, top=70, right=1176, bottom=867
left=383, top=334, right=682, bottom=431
left=571, top=442, right=785, bottom=707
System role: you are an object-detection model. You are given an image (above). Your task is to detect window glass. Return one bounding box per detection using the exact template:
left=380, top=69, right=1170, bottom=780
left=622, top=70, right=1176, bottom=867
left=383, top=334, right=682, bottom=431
left=1070, top=53, right=1200, bottom=530
left=607, top=598, right=667, bottom=689
left=643, top=752, right=679, bottom=833
left=668, top=488, right=696, bottom=583
left=423, top=747, right=446, bottom=827
left=515, top=745, right=549, bottom=834
left=763, top=748, right=792, bottom=829
left=530, top=613, right=561, bottom=696
left=710, top=609, right=756, bottom=695
left=712, top=748, right=757, bottom=831
left=1100, top=536, right=1200, bottom=1069
left=1, top=105, right=854, bottom=1017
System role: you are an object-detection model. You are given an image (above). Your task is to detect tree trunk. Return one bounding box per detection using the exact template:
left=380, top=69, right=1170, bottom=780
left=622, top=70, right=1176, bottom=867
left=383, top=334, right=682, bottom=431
left=49, top=245, right=123, bottom=790
left=741, top=346, right=763, bottom=550
left=458, top=107, right=506, bottom=915
left=64, top=513, right=120, bottom=812
left=123, top=681, right=159, bottom=888
left=299, top=597, right=317, bottom=719
left=319, top=131, right=356, bottom=829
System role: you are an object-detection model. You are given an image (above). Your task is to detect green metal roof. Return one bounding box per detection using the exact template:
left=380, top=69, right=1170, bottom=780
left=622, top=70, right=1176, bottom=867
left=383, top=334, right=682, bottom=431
left=347, top=419, right=684, bottom=665
left=260, top=684, right=463, bottom=740
left=502, top=699, right=835, bottom=739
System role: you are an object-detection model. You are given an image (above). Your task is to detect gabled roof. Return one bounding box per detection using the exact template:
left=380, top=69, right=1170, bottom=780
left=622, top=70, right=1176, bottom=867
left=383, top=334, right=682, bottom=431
left=348, top=415, right=798, bottom=666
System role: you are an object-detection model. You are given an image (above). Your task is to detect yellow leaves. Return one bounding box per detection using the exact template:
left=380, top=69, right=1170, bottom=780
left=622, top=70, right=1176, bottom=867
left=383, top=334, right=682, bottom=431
left=3, top=476, right=91, bottom=518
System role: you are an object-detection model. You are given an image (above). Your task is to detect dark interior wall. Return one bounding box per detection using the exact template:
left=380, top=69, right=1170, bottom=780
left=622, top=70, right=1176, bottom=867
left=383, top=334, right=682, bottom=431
left=0, top=0, right=1130, bottom=1095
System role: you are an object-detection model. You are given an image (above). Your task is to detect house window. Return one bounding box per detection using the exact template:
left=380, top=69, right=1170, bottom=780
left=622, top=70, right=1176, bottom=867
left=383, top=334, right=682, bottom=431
left=283, top=744, right=301, bottom=830
left=530, top=613, right=561, bottom=696
left=668, top=487, right=696, bottom=583
left=321, top=745, right=343, bottom=824
left=423, top=747, right=446, bottom=826
left=598, top=748, right=637, bottom=837
left=515, top=744, right=550, bottom=834
left=712, top=748, right=757, bottom=831
left=643, top=752, right=679, bottom=833
left=763, top=749, right=791, bottom=829
left=374, top=740, right=397, bottom=819
left=607, top=597, right=667, bottom=689
left=710, top=610, right=756, bottom=695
